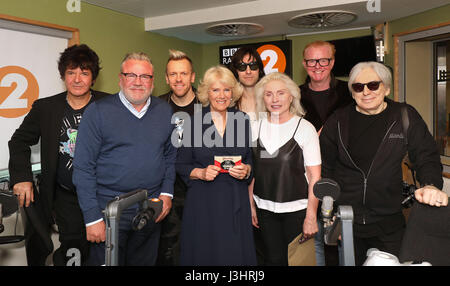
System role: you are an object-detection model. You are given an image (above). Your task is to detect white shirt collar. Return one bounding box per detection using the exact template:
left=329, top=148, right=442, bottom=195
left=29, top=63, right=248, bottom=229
left=118, top=90, right=151, bottom=118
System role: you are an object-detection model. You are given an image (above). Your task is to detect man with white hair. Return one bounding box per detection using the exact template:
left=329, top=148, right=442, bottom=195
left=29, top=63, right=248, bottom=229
left=320, top=61, right=447, bottom=265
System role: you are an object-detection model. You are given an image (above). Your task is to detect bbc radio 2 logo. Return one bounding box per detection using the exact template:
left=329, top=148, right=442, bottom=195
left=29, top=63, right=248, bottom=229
left=0, top=66, right=39, bottom=118
left=257, top=44, right=287, bottom=74
left=222, top=45, right=287, bottom=75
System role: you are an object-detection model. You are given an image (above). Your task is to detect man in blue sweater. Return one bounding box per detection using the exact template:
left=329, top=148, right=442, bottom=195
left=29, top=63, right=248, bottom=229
left=73, top=52, right=176, bottom=265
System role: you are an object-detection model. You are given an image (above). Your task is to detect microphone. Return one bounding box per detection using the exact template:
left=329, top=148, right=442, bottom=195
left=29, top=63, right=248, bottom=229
left=313, top=178, right=341, bottom=227
left=322, top=196, right=334, bottom=220
left=131, top=198, right=163, bottom=231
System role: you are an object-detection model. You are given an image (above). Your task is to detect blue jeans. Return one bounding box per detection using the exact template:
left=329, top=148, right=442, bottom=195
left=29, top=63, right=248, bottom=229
left=314, top=219, right=326, bottom=266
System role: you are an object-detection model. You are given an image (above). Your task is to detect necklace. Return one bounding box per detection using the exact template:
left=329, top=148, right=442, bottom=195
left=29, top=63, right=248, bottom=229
left=66, top=92, right=92, bottom=110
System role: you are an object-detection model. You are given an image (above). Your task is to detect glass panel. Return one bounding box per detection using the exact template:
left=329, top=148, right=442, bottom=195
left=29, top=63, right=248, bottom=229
left=435, top=40, right=450, bottom=160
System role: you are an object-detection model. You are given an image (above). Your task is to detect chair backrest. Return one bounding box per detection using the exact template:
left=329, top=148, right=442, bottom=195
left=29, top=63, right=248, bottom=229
left=399, top=202, right=450, bottom=265
left=0, top=189, right=25, bottom=245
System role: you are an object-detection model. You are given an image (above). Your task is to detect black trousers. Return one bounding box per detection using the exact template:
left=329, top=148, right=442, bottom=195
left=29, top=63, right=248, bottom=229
left=353, top=226, right=405, bottom=266
left=256, top=208, right=306, bottom=266
left=52, top=186, right=89, bottom=266
left=156, top=177, right=186, bottom=266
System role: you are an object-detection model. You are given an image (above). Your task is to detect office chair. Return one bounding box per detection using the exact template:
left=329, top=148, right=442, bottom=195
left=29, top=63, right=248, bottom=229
left=399, top=201, right=450, bottom=265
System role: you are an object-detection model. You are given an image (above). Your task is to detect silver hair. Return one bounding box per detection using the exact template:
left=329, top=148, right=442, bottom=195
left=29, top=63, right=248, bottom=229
left=255, top=72, right=305, bottom=119
left=120, top=52, right=153, bottom=72
left=348, top=61, right=392, bottom=93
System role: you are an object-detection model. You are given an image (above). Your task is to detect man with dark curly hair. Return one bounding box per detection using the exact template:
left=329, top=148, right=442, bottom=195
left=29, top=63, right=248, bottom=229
left=8, top=44, right=109, bottom=265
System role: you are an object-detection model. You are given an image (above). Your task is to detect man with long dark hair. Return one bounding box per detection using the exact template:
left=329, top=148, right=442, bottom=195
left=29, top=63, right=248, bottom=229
left=228, top=46, right=265, bottom=119
left=228, top=46, right=266, bottom=265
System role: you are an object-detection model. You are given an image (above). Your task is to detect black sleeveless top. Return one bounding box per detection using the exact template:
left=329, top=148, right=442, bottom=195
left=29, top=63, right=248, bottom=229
left=252, top=118, right=309, bottom=203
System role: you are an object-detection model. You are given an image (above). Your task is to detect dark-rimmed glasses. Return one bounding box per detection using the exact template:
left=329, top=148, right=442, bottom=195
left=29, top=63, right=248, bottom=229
left=236, top=62, right=259, bottom=72
left=304, top=58, right=332, bottom=67
left=121, top=72, right=153, bottom=82
left=351, top=81, right=382, bottom=93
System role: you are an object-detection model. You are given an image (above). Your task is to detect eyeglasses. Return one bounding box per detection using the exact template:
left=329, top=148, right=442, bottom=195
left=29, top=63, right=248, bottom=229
left=236, top=62, right=259, bottom=72
left=121, top=72, right=153, bottom=82
left=351, top=81, right=382, bottom=93
left=304, top=58, right=332, bottom=67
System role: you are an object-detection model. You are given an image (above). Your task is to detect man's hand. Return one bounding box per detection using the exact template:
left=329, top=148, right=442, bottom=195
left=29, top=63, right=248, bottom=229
left=86, top=220, right=106, bottom=243
left=415, top=185, right=449, bottom=207
left=13, top=181, right=34, bottom=207
left=155, top=195, right=172, bottom=223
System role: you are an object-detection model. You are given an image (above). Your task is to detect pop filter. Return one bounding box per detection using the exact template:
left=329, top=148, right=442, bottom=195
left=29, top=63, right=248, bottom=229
left=314, top=178, right=341, bottom=221
left=313, top=178, right=340, bottom=201
left=0, top=189, right=18, bottom=218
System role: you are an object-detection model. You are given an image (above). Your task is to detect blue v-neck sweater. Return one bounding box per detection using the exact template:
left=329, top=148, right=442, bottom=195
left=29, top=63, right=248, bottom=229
left=73, top=94, right=176, bottom=224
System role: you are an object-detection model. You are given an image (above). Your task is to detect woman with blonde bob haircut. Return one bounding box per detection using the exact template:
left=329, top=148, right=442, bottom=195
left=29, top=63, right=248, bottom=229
left=176, top=65, right=257, bottom=266
left=255, top=72, right=305, bottom=119
left=250, top=72, right=321, bottom=265
left=197, top=65, right=243, bottom=107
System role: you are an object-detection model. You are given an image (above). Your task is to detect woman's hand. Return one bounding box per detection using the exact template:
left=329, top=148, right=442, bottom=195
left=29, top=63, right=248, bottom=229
left=229, top=164, right=251, bottom=180
left=190, top=165, right=221, bottom=181
left=248, top=179, right=259, bottom=228
left=250, top=202, right=259, bottom=228
left=304, top=164, right=320, bottom=238
left=302, top=214, right=318, bottom=238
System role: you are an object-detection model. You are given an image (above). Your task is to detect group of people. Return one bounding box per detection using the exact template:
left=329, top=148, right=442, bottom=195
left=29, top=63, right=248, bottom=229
left=8, top=40, right=448, bottom=266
